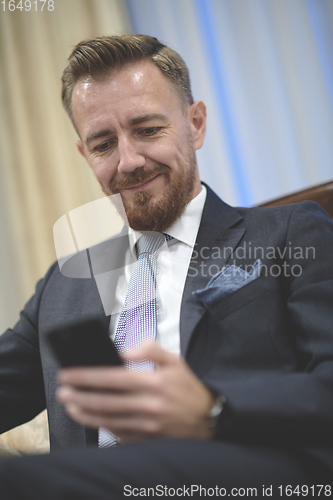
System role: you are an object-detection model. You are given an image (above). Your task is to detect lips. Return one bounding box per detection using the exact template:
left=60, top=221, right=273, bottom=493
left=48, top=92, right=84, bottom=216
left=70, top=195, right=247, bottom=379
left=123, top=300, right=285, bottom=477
left=124, top=174, right=160, bottom=191
left=109, top=165, right=169, bottom=194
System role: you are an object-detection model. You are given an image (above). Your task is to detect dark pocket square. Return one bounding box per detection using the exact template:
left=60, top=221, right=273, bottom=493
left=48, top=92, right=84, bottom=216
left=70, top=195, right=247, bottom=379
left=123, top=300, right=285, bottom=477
left=193, top=259, right=262, bottom=307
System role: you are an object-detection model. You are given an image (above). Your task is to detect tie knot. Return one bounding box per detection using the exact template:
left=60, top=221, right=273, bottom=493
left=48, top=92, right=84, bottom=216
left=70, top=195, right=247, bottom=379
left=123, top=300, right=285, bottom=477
left=137, top=232, right=166, bottom=257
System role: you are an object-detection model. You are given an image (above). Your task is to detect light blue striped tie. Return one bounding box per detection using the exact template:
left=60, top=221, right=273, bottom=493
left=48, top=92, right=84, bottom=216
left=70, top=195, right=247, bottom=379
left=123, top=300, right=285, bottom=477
left=98, top=232, right=171, bottom=447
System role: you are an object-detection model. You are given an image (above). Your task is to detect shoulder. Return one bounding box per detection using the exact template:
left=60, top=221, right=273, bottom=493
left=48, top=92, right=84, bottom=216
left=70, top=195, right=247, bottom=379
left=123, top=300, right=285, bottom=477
left=235, top=200, right=333, bottom=233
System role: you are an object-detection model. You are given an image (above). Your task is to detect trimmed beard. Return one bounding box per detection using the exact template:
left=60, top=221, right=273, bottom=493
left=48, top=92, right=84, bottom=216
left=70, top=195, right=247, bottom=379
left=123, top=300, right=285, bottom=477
left=106, top=137, right=198, bottom=233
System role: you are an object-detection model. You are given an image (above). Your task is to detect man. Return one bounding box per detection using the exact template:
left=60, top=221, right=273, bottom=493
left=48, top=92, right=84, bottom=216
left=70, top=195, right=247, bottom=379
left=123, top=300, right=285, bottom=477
left=0, top=35, right=333, bottom=498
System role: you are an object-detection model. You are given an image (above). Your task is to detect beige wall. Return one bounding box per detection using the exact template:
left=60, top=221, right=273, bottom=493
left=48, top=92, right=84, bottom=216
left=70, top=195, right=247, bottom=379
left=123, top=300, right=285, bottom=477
left=0, top=0, right=130, bottom=454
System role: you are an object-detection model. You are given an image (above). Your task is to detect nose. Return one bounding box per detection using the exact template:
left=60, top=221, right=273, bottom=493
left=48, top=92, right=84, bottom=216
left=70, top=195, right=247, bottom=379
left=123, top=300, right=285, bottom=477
left=117, top=135, right=146, bottom=174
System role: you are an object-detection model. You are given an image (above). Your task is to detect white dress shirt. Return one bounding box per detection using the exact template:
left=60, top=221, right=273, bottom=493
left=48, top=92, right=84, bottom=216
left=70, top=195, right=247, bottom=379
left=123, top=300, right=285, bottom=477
left=109, top=185, right=207, bottom=356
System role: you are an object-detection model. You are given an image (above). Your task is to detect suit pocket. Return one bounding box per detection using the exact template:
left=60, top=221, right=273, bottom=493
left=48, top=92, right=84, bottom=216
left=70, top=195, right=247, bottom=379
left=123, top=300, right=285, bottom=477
left=207, top=275, right=274, bottom=321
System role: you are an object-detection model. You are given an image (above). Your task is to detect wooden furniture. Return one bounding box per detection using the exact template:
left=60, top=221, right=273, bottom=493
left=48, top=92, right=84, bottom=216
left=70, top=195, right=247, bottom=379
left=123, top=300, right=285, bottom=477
left=259, top=181, right=333, bottom=219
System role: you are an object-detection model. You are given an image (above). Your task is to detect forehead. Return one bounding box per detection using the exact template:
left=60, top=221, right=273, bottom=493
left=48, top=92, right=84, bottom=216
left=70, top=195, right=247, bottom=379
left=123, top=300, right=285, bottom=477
left=72, top=60, right=183, bottom=135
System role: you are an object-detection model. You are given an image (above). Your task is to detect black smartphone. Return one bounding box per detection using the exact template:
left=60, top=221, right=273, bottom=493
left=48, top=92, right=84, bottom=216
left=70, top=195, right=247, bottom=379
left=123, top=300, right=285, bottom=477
left=46, top=317, right=123, bottom=367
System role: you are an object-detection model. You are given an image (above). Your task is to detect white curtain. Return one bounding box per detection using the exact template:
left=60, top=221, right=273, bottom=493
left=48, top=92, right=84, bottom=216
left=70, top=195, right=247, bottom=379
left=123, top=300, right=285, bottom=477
left=0, top=0, right=129, bottom=454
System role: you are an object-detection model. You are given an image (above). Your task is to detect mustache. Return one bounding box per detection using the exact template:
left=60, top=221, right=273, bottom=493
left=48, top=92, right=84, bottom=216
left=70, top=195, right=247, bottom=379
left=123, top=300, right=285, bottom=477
left=109, top=164, right=169, bottom=192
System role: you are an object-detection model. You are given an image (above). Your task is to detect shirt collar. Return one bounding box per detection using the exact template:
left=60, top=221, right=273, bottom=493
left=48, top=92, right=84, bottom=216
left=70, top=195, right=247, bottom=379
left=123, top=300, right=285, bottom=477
left=128, top=184, right=207, bottom=256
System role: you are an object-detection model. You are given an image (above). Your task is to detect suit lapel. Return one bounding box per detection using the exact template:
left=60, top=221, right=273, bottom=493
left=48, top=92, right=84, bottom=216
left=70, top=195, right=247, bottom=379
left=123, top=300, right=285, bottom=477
left=180, top=186, right=245, bottom=356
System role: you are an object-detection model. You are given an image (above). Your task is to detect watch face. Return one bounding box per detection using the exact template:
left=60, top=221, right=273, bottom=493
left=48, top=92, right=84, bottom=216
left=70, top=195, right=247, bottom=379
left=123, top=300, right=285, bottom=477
left=208, top=395, right=226, bottom=429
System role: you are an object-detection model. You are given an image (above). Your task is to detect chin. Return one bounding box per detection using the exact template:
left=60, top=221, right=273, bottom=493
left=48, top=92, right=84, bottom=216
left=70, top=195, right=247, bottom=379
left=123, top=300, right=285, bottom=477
left=125, top=187, right=191, bottom=233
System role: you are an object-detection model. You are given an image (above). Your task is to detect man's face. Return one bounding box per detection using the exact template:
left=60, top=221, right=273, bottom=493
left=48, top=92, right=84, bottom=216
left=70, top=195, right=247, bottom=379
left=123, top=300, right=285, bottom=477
left=72, top=60, right=206, bottom=232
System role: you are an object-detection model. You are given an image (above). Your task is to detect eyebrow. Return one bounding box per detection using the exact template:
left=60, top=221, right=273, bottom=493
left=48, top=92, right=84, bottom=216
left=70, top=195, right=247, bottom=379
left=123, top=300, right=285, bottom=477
left=85, top=129, right=114, bottom=147
left=84, top=114, right=167, bottom=147
left=129, top=113, right=167, bottom=126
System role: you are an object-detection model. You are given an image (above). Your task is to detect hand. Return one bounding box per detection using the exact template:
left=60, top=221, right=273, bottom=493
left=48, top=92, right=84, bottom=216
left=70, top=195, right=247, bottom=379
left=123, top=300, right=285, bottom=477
left=56, top=342, right=216, bottom=442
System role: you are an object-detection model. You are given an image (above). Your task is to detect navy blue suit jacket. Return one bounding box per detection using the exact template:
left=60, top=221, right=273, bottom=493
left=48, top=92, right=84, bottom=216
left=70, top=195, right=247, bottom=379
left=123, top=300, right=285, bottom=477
left=1, top=186, right=333, bottom=470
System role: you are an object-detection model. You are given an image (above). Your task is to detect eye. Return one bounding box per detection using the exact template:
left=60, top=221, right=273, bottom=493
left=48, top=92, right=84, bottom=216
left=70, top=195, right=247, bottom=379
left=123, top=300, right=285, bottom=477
left=139, top=127, right=162, bottom=136
left=93, top=140, right=116, bottom=154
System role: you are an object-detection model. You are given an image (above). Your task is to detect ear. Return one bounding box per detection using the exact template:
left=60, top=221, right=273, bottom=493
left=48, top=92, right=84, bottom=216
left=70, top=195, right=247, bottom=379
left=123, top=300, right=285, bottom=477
left=76, top=140, right=87, bottom=159
left=188, top=100, right=207, bottom=150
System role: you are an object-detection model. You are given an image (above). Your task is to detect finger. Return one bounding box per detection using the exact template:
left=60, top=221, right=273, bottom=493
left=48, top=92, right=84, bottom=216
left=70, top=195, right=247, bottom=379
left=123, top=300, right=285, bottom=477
left=58, top=366, right=152, bottom=391
left=62, top=403, right=161, bottom=439
left=56, top=386, right=162, bottom=417
left=124, top=341, right=180, bottom=367
left=58, top=366, right=124, bottom=386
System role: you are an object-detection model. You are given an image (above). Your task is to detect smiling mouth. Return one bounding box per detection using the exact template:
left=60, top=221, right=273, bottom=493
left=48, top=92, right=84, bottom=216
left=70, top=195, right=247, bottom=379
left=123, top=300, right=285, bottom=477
left=124, top=174, right=161, bottom=192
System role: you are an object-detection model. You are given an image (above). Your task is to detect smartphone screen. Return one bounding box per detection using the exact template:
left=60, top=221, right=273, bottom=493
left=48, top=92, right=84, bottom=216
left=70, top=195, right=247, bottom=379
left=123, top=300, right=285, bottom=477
left=46, top=318, right=123, bottom=367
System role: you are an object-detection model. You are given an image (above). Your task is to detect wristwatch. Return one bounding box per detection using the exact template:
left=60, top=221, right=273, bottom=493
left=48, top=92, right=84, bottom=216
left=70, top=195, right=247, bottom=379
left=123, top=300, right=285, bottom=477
left=208, top=394, right=226, bottom=430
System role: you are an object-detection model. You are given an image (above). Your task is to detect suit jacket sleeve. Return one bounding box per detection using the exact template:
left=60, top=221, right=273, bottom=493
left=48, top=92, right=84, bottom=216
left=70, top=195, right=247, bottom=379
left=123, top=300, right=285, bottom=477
left=0, top=264, right=57, bottom=433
